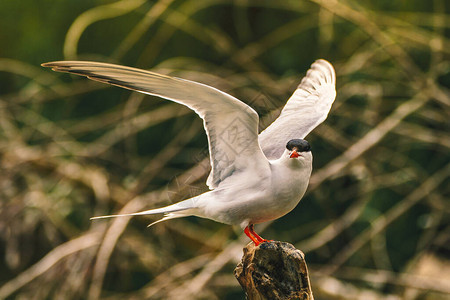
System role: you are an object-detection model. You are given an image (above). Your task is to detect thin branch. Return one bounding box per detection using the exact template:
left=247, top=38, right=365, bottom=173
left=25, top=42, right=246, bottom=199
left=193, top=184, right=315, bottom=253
left=0, top=231, right=101, bottom=299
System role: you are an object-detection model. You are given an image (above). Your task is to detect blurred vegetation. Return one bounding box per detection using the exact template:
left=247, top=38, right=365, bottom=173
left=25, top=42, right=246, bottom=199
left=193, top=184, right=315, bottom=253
left=0, top=0, right=449, bottom=299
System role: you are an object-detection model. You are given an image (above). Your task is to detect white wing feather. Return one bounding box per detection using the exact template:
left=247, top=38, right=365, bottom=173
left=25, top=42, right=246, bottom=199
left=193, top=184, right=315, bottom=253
left=259, top=59, right=336, bottom=160
left=42, top=61, right=269, bottom=189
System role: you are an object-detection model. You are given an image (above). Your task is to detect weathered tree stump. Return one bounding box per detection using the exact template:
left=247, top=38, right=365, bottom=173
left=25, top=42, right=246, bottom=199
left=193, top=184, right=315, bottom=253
left=234, top=241, right=313, bottom=300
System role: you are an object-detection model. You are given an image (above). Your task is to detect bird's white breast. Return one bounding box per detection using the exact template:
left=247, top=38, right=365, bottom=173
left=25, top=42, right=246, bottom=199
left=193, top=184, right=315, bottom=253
left=195, top=157, right=312, bottom=227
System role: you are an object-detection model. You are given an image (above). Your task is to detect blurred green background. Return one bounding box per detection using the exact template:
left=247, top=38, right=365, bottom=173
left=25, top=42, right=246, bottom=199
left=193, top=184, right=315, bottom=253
left=0, top=0, right=449, bottom=299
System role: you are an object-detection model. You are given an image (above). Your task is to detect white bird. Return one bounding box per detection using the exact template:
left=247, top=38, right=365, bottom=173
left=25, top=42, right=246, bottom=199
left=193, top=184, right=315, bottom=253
left=42, top=59, right=336, bottom=245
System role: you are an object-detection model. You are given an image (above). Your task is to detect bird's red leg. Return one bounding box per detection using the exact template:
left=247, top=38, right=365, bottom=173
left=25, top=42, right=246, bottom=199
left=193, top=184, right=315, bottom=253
left=249, top=224, right=272, bottom=243
left=248, top=224, right=264, bottom=242
left=244, top=224, right=272, bottom=246
left=244, top=226, right=261, bottom=246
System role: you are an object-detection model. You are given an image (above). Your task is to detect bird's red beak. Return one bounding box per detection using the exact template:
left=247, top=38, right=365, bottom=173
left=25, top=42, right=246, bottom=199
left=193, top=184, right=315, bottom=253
left=290, top=150, right=300, bottom=158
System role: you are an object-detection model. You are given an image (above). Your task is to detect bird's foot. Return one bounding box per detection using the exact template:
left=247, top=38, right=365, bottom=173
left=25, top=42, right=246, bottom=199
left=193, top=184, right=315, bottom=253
left=256, top=239, right=273, bottom=246
left=244, top=224, right=272, bottom=246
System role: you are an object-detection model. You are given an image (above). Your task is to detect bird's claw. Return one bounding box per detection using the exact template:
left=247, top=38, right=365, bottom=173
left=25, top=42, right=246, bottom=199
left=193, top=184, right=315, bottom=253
left=245, top=225, right=273, bottom=246
left=253, top=239, right=273, bottom=246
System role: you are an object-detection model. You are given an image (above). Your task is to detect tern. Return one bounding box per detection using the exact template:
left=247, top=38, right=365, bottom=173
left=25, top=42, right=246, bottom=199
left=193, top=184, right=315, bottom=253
left=42, top=59, right=336, bottom=245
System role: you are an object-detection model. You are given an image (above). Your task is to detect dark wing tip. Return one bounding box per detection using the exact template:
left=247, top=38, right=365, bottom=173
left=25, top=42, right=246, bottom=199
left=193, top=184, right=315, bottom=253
left=41, top=62, right=73, bottom=74
left=41, top=61, right=64, bottom=68
left=41, top=62, right=99, bottom=78
left=41, top=62, right=54, bottom=67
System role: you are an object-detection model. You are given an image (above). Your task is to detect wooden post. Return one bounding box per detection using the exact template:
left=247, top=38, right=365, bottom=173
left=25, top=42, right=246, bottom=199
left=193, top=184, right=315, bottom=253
left=234, top=241, right=314, bottom=300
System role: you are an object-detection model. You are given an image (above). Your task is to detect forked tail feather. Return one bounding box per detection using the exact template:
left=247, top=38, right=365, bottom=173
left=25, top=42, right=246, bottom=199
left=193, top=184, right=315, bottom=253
left=90, top=198, right=196, bottom=225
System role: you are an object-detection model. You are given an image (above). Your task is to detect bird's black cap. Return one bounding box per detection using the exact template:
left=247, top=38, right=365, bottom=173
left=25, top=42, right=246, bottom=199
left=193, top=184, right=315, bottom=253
left=286, top=139, right=311, bottom=152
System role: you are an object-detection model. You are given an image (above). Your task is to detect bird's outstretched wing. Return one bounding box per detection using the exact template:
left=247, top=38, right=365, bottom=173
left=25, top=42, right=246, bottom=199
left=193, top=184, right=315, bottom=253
left=259, top=59, right=336, bottom=160
left=42, top=61, right=269, bottom=189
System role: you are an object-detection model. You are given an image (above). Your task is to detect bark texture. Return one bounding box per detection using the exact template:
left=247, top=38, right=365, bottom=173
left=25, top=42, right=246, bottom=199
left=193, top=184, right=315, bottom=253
left=234, top=241, right=313, bottom=300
